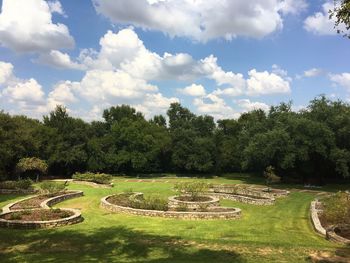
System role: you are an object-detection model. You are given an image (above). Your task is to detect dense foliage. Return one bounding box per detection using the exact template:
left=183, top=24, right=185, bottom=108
left=174, top=182, right=210, bottom=200
left=0, top=179, right=33, bottom=190
left=39, top=181, right=67, bottom=196
left=72, top=172, right=112, bottom=184
left=321, top=191, right=350, bottom=225
left=15, top=157, right=48, bottom=181
left=1, top=96, right=350, bottom=184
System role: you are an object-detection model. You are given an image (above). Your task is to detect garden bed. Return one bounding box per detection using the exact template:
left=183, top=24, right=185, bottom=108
left=0, top=190, right=84, bottom=229
left=1, top=209, right=74, bottom=221
left=101, top=194, right=241, bottom=220
left=168, top=195, right=220, bottom=211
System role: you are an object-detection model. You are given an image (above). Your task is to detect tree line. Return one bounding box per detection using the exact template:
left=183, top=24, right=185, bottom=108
left=1, top=95, right=350, bottom=184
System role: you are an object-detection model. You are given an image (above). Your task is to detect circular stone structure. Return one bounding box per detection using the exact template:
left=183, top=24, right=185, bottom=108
left=168, top=195, right=220, bottom=211
left=101, top=194, right=241, bottom=220
left=0, top=190, right=84, bottom=229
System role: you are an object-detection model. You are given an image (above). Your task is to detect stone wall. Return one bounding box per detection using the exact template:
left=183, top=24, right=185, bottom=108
left=101, top=195, right=241, bottom=220
left=168, top=195, right=220, bottom=210
left=0, top=190, right=84, bottom=229
left=310, top=200, right=326, bottom=236
left=211, top=193, right=275, bottom=205
left=326, top=224, right=350, bottom=244
left=210, top=185, right=289, bottom=199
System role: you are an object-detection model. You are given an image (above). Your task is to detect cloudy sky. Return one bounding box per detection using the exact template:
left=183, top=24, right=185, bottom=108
left=0, top=0, right=349, bottom=121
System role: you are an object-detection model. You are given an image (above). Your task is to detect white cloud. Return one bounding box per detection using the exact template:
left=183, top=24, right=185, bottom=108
left=246, top=69, right=291, bottom=95
left=304, top=68, right=323, bottom=77
left=304, top=1, right=345, bottom=36
left=2, top=78, right=45, bottom=103
left=93, top=0, right=306, bottom=42
left=0, top=61, right=13, bottom=85
left=178, top=84, right=206, bottom=97
left=193, top=94, right=239, bottom=119
left=48, top=0, right=66, bottom=16
left=37, top=50, right=86, bottom=70
left=330, top=73, right=350, bottom=91
left=0, top=0, right=74, bottom=53
left=134, top=93, right=179, bottom=118
left=236, top=99, right=270, bottom=112
left=47, top=81, right=78, bottom=108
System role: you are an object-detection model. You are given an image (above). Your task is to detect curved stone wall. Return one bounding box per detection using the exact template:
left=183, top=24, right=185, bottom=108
left=310, top=199, right=350, bottom=244
left=211, top=193, right=274, bottom=205
left=0, top=190, right=84, bottom=229
left=101, top=195, right=241, bottom=220
left=168, top=195, right=220, bottom=210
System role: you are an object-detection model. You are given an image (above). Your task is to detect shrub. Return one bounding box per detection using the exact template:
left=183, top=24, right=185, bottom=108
left=40, top=181, right=67, bottom=196
left=322, top=191, right=350, bottom=225
left=16, top=157, right=48, bottom=181
left=139, top=196, right=168, bottom=211
left=72, top=172, right=112, bottom=184
left=174, top=182, right=209, bottom=201
left=0, top=179, right=33, bottom=190
left=10, top=212, right=22, bottom=220
left=264, top=166, right=281, bottom=191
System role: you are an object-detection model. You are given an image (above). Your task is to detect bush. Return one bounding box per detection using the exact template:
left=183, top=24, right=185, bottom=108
left=110, top=193, right=168, bottom=211
left=322, top=191, right=350, bottom=225
left=72, top=172, right=112, bottom=184
left=174, top=182, right=210, bottom=201
left=0, top=179, right=33, bottom=190
left=40, top=181, right=67, bottom=196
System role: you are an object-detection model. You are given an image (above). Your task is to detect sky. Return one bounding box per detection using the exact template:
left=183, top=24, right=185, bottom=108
left=0, top=0, right=349, bottom=121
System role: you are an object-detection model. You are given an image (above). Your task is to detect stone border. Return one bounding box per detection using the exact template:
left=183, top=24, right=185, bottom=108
left=0, top=188, right=38, bottom=195
left=326, top=224, right=350, bottom=244
left=0, top=190, right=84, bottom=229
left=72, top=180, right=113, bottom=188
left=310, top=200, right=326, bottom=236
left=210, top=185, right=289, bottom=199
left=168, top=195, right=220, bottom=210
left=211, top=192, right=275, bottom=205
left=310, top=200, right=350, bottom=244
left=101, top=195, right=241, bottom=220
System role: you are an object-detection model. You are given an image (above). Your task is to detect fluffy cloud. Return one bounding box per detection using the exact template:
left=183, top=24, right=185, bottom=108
left=178, top=84, right=206, bottom=97
left=0, top=0, right=74, bottom=53
left=0, top=61, right=13, bottom=85
left=246, top=69, right=291, bottom=95
left=37, top=50, right=86, bottom=70
left=2, top=78, right=45, bottom=103
left=304, top=1, right=345, bottom=36
left=235, top=99, right=270, bottom=112
left=194, top=94, right=239, bottom=119
left=330, top=73, right=350, bottom=91
left=134, top=93, right=179, bottom=118
left=93, top=0, right=306, bottom=42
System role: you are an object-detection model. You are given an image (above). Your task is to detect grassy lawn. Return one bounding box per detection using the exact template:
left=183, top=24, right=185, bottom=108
left=0, top=175, right=348, bottom=262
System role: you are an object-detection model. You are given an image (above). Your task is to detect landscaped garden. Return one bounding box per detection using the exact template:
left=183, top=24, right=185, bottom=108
left=0, top=174, right=349, bottom=263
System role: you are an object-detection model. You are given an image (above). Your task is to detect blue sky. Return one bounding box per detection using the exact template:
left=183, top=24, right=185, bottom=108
left=0, top=0, right=349, bottom=121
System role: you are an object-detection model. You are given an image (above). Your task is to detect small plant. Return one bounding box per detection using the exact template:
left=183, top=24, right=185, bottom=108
left=22, top=209, right=31, bottom=215
left=40, top=181, right=67, bottom=196
left=264, top=166, right=281, bottom=192
left=10, top=212, right=22, bottom=220
left=322, top=191, right=350, bottom=225
left=174, top=182, right=210, bottom=201
left=198, top=203, right=209, bottom=212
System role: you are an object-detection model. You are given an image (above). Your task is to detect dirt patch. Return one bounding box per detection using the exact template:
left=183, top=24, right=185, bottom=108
left=1, top=209, right=74, bottom=221
left=10, top=192, right=67, bottom=210
left=335, top=228, right=350, bottom=240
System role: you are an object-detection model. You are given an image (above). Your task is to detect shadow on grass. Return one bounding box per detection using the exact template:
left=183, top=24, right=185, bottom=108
left=0, top=226, right=246, bottom=263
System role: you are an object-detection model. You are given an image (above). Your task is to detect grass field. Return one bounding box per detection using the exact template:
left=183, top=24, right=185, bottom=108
left=0, top=174, right=349, bottom=263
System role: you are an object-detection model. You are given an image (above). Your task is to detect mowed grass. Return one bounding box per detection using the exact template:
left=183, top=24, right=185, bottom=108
left=0, top=175, right=348, bottom=263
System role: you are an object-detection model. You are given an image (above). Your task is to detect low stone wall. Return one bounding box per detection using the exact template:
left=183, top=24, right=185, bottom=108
left=72, top=180, right=113, bottom=188
left=0, top=208, right=83, bottom=229
left=101, top=195, right=241, bottom=220
left=310, top=200, right=326, bottom=236
left=0, top=188, right=38, bottom=195
left=0, top=190, right=84, bottom=229
left=326, top=224, right=350, bottom=244
left=210, top=185, right=289, bottom=199
left=211, top=193, right=275, bottom=205
left=168, top=195, right=220, bottom=210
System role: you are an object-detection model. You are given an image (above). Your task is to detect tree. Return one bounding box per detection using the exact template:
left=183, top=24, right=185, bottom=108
left=329, top=0, right=350, bottom=38
left=16, top=157, right=48, bottom=181
left=264, top=166, right=281, bottom=191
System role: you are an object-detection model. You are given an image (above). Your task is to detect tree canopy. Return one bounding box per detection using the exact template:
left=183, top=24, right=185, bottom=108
left=1, top=96, right=350, bottom=184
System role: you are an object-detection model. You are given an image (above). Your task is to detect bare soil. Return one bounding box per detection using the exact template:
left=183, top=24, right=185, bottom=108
left=1, top=209, right=73, bottom=221
left=176, top=196, right=212, bottom=202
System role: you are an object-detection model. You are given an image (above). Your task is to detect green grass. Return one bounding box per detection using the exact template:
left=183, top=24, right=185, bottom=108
left=0, top=175, right=348, bottom=262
